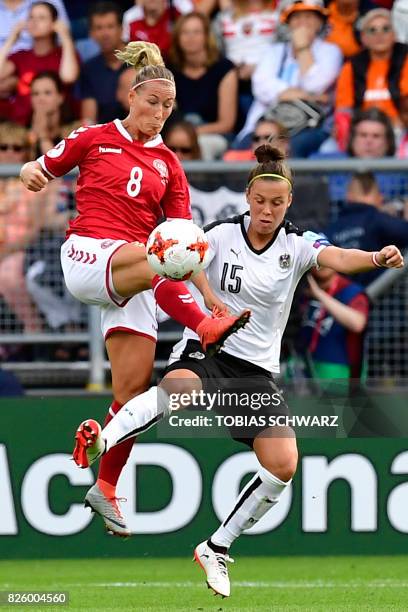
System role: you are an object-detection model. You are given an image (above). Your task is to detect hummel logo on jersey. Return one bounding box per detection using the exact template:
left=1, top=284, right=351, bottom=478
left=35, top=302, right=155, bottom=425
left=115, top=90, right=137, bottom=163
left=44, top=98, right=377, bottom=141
left=99, top=146, right=122, bottom=154
left=100, top=239, right=116, bottom=249
left=67, top=244, right=97, bottom=264
left=178, top=293, right=194, bottom=304
left=230, top=248, right=241, bottom=258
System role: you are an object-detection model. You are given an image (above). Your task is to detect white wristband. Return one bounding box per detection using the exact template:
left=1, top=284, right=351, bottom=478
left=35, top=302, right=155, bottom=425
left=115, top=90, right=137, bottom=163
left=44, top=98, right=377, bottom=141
left=372, top=252, right=384, bottom=268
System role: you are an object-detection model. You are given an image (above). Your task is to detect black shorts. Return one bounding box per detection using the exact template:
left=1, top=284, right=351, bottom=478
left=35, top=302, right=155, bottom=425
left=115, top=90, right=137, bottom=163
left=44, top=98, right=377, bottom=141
left=164, top=340, right=290, bottom=448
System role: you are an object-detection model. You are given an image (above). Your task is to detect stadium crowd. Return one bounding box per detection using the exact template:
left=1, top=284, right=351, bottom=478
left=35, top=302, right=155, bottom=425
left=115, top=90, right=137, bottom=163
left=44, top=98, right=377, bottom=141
left=1, top=0, right=408, bottom=158
left=0, top=0, right=408, bottom=387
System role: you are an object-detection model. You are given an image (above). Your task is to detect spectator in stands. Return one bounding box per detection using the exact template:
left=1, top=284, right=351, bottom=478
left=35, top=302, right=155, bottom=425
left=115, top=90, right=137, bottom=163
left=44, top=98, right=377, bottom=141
left=79, top=1, right=126, bottom=124
left=224, top=115, right=290, bottom=160
left=168, top=11, right=238, bottom=160
left=300, top=266, right=369, bottom=380
left=239, top=0, right=343, bottom=157
left=335, top=8, right=408, bottom=134
left=325, top=0, right=361, bottom=58
left=0, top=122, right=43, bottom=333
left=116, top=65, right=134, bottom=115
left=122, top=0, right=194, bottom=50
left=25, top=175, right=80, bottom=333
left=215, top=0, right=279, bottom=121
left=392, top=0, right=408, bottom=45
left=0, top=1, right=79, bottom=125
left=28, top=70, right=75, bottom=157
left=164, top=120, right=202, bottom=160
left=0, top=0, right=68, bottom=53
left=325, top=171, right=408, bottom=286
left=325, top=169, right=408, bottom=383
left=347, top=107, right=395, bottom=158
left=397, top=95, right=408, bottom=157
left=317, top=106, right=396, bottom=157
left=122, top=0, right=190, bottom=59
left=322, top=108, right=408, bottom=204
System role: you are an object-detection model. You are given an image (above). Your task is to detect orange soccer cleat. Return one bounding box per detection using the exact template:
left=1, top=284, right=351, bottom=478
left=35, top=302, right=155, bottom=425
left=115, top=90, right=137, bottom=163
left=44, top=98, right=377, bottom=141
left=197, top=308, right=251, bottom=357
left=73, top=419, right=105, bottom=468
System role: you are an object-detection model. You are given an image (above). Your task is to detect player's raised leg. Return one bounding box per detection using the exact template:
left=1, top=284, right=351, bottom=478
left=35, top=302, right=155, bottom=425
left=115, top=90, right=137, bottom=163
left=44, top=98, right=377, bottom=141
left=194, top=429, right=297, bottom=597
left=110, top=243, right=251, bottom=355
left=73, top=371, right=200, bottom=468
left=81, top=332, right=156, bottom=537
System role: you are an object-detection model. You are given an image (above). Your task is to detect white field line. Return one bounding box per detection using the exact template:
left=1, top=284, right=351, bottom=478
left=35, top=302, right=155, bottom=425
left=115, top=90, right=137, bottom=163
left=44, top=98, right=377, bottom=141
left=59, top=580, right=408, bottom=589
left=3, top=579, right=408, bottom=590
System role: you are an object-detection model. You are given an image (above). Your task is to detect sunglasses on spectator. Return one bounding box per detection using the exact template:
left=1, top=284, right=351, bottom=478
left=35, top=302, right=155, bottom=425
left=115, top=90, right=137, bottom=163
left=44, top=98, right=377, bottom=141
left=0, top=144, right=24, bottom=152
left=364, top=24, right=392, bottom=35
left=169, top=146, right=193, bottom=154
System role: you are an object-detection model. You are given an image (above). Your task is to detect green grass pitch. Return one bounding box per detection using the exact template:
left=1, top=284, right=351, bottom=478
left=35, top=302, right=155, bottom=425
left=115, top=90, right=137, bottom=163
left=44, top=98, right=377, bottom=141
left=0, top=556, right=407, bottom=611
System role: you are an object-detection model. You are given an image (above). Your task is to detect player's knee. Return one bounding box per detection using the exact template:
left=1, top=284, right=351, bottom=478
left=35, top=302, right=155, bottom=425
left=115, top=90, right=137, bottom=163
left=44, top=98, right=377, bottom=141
left=113, top=376, right=150, bottom=405
left=161, top=372, right=199, bottom=397
left=259, top=450, right=298, bottom=482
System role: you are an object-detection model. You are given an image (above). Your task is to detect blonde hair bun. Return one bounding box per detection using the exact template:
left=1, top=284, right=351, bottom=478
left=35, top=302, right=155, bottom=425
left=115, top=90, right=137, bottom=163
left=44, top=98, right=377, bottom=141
left=115, top=41, right=165, bottom=70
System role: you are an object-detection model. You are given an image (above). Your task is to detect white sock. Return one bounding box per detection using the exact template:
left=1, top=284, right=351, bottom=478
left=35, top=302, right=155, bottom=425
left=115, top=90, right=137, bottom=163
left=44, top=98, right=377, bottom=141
left=211, top=466, right=290, bottom=549
left=102, top=386, right=170, bottom=451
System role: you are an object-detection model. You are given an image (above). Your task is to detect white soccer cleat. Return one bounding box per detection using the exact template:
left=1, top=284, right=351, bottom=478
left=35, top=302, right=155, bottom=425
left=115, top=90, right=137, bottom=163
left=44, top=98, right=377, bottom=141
left=72, top=419, right=106, bottom=468
left=193, top=540, right=234, bottom=598
left=84, top=483, right=130, bottom=538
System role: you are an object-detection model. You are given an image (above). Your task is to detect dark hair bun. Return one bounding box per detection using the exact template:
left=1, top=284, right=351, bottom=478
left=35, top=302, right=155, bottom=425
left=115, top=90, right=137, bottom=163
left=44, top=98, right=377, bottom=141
left=254, top=144, right=285, bottom=164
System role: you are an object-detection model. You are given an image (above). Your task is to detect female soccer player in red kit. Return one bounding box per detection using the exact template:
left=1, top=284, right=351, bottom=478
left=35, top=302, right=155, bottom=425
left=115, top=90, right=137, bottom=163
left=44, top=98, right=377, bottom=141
left=20, top=41, right=249, bottom=537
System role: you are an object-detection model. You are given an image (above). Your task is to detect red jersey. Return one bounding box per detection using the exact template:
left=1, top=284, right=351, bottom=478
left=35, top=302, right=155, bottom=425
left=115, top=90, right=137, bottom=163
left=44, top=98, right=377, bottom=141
left=8, top=47, right=63, bottom=125
left=129, top=8, right=179, bottom=58
left=37, top=120, right=191, bottom=243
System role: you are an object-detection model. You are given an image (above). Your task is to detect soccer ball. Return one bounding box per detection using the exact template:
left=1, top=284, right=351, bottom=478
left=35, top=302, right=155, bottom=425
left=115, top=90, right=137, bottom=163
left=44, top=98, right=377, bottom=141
left=146, top=219, right=210, bottom=280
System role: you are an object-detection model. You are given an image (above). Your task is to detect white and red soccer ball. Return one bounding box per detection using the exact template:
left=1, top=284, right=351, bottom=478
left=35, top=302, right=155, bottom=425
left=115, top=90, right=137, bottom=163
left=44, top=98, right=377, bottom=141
left=146, top=219, right=210, bottom=280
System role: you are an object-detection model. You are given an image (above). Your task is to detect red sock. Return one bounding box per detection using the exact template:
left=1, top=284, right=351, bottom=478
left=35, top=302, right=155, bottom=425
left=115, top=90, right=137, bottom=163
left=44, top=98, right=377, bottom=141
left=152, top=275, right=206, bottom=332
left=97, top=400, right=135, bottom=490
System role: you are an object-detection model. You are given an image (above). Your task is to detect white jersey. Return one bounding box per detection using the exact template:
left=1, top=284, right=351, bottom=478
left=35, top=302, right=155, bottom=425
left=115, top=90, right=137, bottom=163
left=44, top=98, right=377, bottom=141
left=217, top=10, right=279, bottom=65
left=172, top=213, right=330, bottom=373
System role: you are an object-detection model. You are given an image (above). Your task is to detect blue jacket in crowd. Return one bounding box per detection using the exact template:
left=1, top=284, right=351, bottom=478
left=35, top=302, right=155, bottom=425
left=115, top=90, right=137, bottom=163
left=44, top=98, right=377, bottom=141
left=325, top=201, right=408, bottom=286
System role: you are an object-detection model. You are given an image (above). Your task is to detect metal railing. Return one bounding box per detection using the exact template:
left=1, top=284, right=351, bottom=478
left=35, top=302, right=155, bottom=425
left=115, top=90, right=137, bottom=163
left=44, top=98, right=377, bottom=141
left=1, top=159, right=407, bottom=389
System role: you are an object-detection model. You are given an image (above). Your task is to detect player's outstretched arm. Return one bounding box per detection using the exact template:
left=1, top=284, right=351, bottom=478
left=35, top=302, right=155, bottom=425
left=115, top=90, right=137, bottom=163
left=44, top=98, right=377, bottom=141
left=191, top=270, right=229, bottom=314
left=317, top=245, right=404, bottom=274
left=20, top=161, right=49, bottom=192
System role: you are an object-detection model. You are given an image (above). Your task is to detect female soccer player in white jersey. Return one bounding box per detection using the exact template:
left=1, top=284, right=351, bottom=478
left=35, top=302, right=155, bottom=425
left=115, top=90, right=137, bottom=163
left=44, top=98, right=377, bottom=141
left=20, top=41, right=249, bottom=538
left=72, top=145, right=403, bottom=597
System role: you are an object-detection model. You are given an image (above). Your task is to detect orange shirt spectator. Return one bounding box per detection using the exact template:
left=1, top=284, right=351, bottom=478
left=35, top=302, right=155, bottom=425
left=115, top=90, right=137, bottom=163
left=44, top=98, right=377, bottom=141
left=336, top=54, right=408, bottom=121
left=335, top=8, right=408, bottom=123
left=325, top=0, right=361, bottom=58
